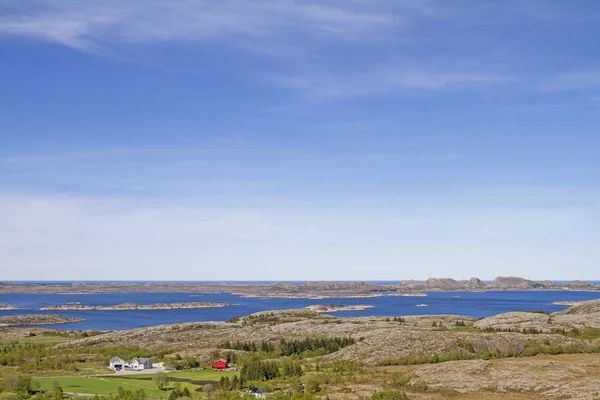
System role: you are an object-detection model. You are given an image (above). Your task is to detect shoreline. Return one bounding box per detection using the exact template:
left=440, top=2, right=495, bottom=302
left=40, top=302, right=235, bottom=311
left=0, top=314, right=85, bottom=327
left=305, top=304, right=374, bottom=313
left=1, top=278, right=599, bottom=296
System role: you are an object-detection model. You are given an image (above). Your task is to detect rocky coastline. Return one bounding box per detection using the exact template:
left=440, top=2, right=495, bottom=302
left=40, top=302, right=234, bottom=311
left=0, top=314, right=84, bottom=327
left=241, top=293, right=384, bottom=299
left=0, top=277, right=598, bottom=296
left=388, top=293, right=427, bottom=297
left=304, top=304, right=374, bottom=313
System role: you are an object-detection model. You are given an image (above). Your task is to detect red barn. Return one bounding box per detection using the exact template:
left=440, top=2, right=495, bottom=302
left=211, top=359, right=227, bottom=371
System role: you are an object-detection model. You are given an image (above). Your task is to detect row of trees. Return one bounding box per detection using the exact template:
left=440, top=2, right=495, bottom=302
left=219, top=336, right=356, bottom=357
left=235, top=358, right=305, bottom=383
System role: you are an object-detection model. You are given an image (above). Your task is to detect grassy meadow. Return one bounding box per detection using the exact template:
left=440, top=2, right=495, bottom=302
left=37, top=369, right=239, bottom=398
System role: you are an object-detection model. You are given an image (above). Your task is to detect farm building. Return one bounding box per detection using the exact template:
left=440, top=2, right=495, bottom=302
left=130, top=357, right=153, bottom=370
left=109, top=357, right=128, bottom=370
left=109, top=356, right=153, bottom=371
left=211, top=359, right=228, bottom=370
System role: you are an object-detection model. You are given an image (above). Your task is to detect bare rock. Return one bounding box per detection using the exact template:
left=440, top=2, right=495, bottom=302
left=474, top=312, right=551, bottom=331
left=553, top=299, right=600, bottom=315
left=488, top=276, right=536, bottom=289
left=426, top=278, right=462, bottom=290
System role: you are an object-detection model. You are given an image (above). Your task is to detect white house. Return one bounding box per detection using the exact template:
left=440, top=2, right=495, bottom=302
left=130, top=357, right=153, bottom=370
left=109, top=357, right=129, bottom=370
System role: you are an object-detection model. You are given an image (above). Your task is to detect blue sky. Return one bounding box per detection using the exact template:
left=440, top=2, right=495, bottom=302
left=0, top=0, right=599, bottom=280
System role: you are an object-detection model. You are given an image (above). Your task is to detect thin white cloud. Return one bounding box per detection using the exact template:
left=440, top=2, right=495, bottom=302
left=0, top=0, right=400, bottom=49
left=271, top=69, right=509, bottom=99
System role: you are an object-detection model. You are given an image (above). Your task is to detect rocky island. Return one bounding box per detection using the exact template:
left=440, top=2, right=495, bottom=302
left=241, top=293, right=384, bottom=299
left=0, top=314, right=84, bottom=327
left=2, top=276, right=598, bottom=296
left=41, top=302, right=234, bottom=311
left=304, top=304, right=374, bottom=313
left=388, top=293, right=427, bottom=297
left=0, top=304, right=19, bottom=310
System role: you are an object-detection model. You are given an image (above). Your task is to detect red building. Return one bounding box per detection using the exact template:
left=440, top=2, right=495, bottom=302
left=211, top=359, right=227, bottom=370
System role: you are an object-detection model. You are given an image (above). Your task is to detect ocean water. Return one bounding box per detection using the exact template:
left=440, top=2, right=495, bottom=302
left=1, top=291, right=599, bottom=331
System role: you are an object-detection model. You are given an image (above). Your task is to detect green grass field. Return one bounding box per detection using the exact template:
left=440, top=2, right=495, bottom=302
left=168, top=368, right=238, bottom=381
left=39, top=376, right=165, bottom=397
left=37, top=369, right=239, bottom=398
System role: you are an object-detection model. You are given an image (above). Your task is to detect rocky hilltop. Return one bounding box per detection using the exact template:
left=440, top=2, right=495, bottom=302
left=304, top=304, right=374, bottom=313
left=553, top=299, right=600, bottom=315
left=0, top=277, right=598, bottom=295
left=473, top=299, right=600, bottom=332
left=41, top=302, right=234, bottom=311
left=0, top=314, right=84, bottom=327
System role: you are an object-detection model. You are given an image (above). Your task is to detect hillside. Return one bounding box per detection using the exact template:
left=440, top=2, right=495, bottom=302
left=0, top=303, right=598, bottom=399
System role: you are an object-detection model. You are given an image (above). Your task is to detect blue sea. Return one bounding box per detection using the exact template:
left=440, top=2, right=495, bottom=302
left=1, top=290, right=599, bottom=331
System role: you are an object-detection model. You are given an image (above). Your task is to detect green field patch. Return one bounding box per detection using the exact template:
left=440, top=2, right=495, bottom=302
left=37, top=370, right=239, bottom=398
left=168, top=368, right=239, bottom=381
left=39, top=376, right=165, bottom=398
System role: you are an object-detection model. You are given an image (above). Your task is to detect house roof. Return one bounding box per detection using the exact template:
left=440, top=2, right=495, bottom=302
left=130, top=357, right=151, bottom=363
left=110, top=357, right=125, bottom=363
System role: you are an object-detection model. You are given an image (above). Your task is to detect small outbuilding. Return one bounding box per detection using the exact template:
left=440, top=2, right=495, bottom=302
left=211, top=359, right=228, bottom=371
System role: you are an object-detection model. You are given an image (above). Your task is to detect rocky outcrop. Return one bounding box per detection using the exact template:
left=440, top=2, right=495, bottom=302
left=399, top=280, right=426, bottom=290
left=474, top=312, right=551, bottom=331
left=487, top=276, right=537, bottom=289
left=242, top=293, right=383, bottom=299
left=472, top=300, right=600, bottom=332
left=0, top=305, right=19, bottom=310
left=388, top=293, right=427, bottom=297
left=408, top=354, right=600, bottom=400
left=0, top=314, right=84, bottom=327
left=563, top=280, right=596, bottom=289
left=41, top=302, right=234, bottom=311
left=426, top=278, right=463, bottom=290
left=553, top=299, right=600, bottom=316
left=462, top=277, right=486, bottom=289
left=0, top=278, right=598, bottom=295
left=304, top=305, right=374, bottom=313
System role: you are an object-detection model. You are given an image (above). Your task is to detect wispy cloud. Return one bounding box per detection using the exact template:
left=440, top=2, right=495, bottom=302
left=270, top=69, right=509, bottom=100
left=0, top=0, right=404, bottom=50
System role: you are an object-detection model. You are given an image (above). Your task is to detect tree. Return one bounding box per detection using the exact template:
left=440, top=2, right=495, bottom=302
left=304, top=378, right=320, bottom=394
left=29, top=378, right=41, bottom=393
left=52, top=384, right=64, bottom=400
left=1, top=375, right=33, bottom=393
left=203, top=383, right=216, bottom=394
left=153, top=372, right=169, bottom=390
